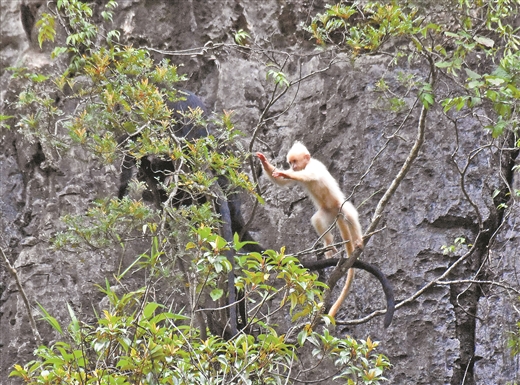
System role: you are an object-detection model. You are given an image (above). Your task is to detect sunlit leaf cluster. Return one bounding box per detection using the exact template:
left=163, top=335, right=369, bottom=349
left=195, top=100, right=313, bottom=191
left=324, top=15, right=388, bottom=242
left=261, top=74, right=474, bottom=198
left=11, top=282, right=388, bottom=385
left=305, top=0, right=519, bottom=137
left=304, top=2, right=419, bottom=53
left=53, top=198, right=156, bottom=250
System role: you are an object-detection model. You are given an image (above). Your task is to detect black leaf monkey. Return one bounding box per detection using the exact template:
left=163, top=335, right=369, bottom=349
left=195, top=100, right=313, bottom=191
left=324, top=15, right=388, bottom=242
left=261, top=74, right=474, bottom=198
left=118, top=90, right=259, bottom=337
left=117, top=91, right=210, bottom=205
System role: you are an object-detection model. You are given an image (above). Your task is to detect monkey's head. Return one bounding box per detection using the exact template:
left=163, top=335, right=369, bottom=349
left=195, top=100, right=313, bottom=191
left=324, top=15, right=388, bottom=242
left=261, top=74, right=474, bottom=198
left=287, top=141, right=311, bottom=171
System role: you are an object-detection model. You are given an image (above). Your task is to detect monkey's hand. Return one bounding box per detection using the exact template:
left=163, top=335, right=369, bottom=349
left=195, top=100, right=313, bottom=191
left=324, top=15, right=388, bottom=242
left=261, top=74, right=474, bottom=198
left=256, top=152, right=276, bottom=175
left=255, top=152, right=268, bottom=163
left=272, top=170, right=290, bottom=179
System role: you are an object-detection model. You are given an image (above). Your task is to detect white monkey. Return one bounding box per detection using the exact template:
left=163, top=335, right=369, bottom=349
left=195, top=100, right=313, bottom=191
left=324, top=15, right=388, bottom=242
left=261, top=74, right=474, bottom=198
left=256, top=141, right=363, bottom=317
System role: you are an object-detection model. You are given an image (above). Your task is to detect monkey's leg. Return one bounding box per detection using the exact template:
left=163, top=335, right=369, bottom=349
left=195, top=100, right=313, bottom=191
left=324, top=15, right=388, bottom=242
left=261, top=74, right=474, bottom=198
left=328, top=269, right=355, bottom=318
left=328, top=217, right=357, bottom=318
left=340, top=202, right=363, bottom=249
left=311, top=210, right=337, bottom=258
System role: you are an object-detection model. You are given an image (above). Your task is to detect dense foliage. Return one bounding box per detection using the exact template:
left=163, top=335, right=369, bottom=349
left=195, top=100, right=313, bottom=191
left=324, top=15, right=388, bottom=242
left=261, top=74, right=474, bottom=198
left=305, top=0, right=519, bottom=143
left=5, top=0, right=520, bottom=383
left=5, top=1, right=391, bottom=384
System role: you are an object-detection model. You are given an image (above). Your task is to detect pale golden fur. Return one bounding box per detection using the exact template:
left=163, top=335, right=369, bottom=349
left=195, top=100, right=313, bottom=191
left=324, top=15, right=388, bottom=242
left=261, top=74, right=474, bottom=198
left=256, top=142, right=363, bottom=317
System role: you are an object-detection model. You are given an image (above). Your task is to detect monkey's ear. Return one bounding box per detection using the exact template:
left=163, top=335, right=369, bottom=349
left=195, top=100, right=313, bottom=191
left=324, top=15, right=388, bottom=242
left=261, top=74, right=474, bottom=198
left=304, top=153, right=311, bottom=161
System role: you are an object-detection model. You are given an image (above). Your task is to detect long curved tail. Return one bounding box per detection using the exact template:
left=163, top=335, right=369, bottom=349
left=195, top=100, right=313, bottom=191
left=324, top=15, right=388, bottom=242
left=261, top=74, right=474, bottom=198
left=302, top=258, right=395, bottom=328
left=328, top=268, right=355, bottom=318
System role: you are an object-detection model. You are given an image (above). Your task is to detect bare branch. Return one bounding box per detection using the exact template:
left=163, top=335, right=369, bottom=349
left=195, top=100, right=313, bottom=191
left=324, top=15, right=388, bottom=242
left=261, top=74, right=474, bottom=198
left=366, top=102, right=427, bottom=236
left=0, top=248, right=42, bottom=344
left=436, top=279, right=520, bottom=295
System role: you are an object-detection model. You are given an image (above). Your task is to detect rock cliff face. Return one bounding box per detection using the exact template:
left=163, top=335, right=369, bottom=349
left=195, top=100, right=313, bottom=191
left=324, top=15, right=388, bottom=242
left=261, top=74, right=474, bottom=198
left=1, top=1, right=519, bottom=384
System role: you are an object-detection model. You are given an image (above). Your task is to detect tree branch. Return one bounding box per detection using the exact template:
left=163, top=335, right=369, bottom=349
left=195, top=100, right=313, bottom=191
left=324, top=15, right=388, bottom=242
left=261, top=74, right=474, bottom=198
left=1, top=248, right=42, bottom=344
left=366, top=102, right=427, bottom=236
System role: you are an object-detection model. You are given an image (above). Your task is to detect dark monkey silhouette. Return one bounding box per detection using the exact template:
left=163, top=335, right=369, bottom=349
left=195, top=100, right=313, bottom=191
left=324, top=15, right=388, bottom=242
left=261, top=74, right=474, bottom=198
left=117, top=90, right=257, bottom=337
left=117, top=91, right=260, bottom=252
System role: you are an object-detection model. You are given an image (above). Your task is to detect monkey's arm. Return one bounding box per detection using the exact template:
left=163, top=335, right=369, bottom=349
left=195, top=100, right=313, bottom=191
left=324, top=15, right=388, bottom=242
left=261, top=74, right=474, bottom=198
left=272, top=168, right=316, bottom=183
left=256, top=152, right=275, bottom=174
left=256, top=152, right=294, bottom=187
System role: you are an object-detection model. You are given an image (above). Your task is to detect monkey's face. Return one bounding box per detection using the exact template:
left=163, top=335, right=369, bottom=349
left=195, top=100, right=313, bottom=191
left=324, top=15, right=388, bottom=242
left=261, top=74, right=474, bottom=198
left=288, top=153, right=310, bottom=171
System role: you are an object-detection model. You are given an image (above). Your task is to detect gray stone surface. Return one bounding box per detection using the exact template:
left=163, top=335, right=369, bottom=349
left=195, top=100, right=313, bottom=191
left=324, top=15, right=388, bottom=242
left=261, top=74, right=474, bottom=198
left=1, top=1, right=519, bottom=384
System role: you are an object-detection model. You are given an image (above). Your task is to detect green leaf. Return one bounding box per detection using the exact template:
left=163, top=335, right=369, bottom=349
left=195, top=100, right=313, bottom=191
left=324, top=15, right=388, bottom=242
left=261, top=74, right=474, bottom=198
left=486, top=89, right=499, bottom=102
left=456, top=97, right=467, bottom=111
left=464, top=68, right=481, bottom=80
left=143, top=302, right=161, bottom=319
left=0, top=114, right=14, bottom=121
left=66, top=303, right=79, bottom=336
left=485, top=77, right=505, bottom=86
left=150, top=311, right=189, bottom=324
left=435, top=61, right=452, bottom=68
left=444, top=31, right=461, bottom=39
left=495, top=102, right=512, bottom=119
left=266, top=68, right=290, bottom=88
left=210, top=288, right=224, bottom=301
left=234, top=29, right=251, bottom=45
left=35, top=13, right=56, bottom=48
left=51, top=47, right=68, bottom=59
left=9, top=364, right=30, bottom=378
left=37, top=303, right=63, bottom=334
left=474, top=35, right=494, bottom=48
left=233, top=232, right=258, bottom=252
left=297, top=329, right=308, bottom=346
left=486, top=119, right=507, bottom=138
left=467, top=80, right=483, bottom=89
left=101, top=11, right=113, bottom=21
left=29, top=73, right=49, bottom=83
left=419, top=92, right=434, bottom=109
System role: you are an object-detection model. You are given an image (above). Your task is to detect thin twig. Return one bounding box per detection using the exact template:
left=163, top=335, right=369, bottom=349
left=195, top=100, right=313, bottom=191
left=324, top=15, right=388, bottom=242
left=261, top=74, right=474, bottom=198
left=1, top=248, right=42, bottom=344
left=367, top=101, right=427, bottom=236
left=395, top=239, right=480, bottom=309
left=348, top=96, right=420, bottom=200
left=436, top=279, right=520, bottom=295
